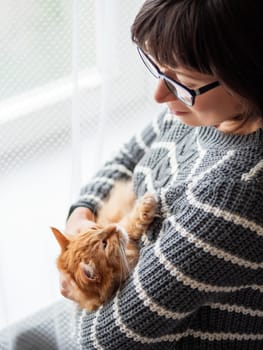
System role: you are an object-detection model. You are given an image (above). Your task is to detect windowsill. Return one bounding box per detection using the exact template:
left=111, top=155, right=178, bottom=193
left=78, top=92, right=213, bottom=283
left=0, top=67, right=101, bottom=125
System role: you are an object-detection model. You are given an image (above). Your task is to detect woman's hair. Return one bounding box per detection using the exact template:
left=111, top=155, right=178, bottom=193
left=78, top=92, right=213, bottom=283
left=131, top=0, right=263, bottom=116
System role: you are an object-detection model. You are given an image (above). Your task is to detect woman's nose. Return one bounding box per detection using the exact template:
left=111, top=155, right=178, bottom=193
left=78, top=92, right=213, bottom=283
left=154, top=79, right=176, bottom=103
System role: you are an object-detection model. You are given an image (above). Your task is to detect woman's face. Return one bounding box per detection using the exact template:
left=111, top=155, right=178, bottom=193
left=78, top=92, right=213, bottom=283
left=153, top=64, right=261, bottom=134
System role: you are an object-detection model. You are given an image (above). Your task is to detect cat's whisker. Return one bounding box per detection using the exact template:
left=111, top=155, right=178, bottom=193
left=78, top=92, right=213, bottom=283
left=115, top=224, right=129, bottom=244
left=111, top=224, right=130, bottom=282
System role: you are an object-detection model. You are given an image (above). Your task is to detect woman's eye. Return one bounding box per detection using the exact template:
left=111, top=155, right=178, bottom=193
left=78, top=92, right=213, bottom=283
left=102, top=239, right=107, bottom=249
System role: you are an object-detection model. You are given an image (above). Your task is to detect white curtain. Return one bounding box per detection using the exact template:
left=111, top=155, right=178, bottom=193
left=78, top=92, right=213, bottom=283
left=0, top=0, right=162, bottom=330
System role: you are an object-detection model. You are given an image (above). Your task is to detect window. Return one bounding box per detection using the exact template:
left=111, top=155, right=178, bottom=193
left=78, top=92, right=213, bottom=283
left=0, top=0, right=162, bottom=329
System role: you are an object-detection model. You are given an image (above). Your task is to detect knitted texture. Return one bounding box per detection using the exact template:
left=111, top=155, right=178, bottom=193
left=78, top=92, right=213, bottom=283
left=72, top=109, right=263, bottom=349
left=1, top=109, right=263, bottom=350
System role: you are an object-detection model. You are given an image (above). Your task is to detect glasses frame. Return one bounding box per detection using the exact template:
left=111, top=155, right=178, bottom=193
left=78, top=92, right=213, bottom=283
left=137, top=47, right=220, bottom=107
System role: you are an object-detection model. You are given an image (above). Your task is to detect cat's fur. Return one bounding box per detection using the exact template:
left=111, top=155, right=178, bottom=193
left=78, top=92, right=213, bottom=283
left=51, top=180, right=157, bottom=311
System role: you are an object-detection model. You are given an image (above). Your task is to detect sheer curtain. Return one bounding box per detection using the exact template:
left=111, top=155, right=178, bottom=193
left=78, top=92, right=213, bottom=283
left=0, top=0, right=162, bottom=330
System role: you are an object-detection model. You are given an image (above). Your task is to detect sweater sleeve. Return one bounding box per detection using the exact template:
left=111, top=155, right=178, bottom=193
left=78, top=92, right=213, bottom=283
left=68, top=110, right=166, bottom=217
left=74, top=175, right=263, bottom=349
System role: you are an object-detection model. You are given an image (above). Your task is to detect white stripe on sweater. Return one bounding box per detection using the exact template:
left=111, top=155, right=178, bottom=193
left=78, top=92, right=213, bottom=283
left=242, top=159, right=263, bottom=181
left=186, top=137, right=206, bottom=182
left=188, top=330, right=263, bottom=342
left=134, top=165, right=155, bottom=193
left=160, top=187, right=170, bottom=218
left=187, top=187, right=263, bottom=236
left=186, top=150, right=263, bottom=236
left=103, top=164, right=133, bottom=177
left=133, top=262, right=192, bottom=320
left=134, top=255, right=263, bottom=320
left=164, top=111, right=175, bottom=123
left=133, top=241, right=263, bottom=320
left=76, top=308, right=86, bottom=348
left=210, top=302, right=263, bottom=317
left=120, top=144, right=136, bottom=159
left=90, top=177, right=115, bottom=186
left=112, top=292, right=263, bottom=344
left=152, top=114, right=161, bottom=136
left=90, top=307, right=104, bottom=350
left=135, top=133, right=149, bottom=152
left=152, top=142, right=178, bottom=181
left=154, top=235, right=263, bottom=293
left=170, top=217, right=263, bottom=270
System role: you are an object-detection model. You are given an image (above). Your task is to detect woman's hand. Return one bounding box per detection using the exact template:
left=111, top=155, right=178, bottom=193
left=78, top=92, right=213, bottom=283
left=60, top=207, right=96, bottom=301
left=59, top=272, right=80, bottom=300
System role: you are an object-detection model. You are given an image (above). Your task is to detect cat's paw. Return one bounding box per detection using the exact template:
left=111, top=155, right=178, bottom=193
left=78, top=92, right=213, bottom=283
left=138, top=193, right=157, bottom=225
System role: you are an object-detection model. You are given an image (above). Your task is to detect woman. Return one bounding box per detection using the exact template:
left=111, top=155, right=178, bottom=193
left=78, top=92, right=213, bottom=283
left=1, top=0, right=263, bottom=349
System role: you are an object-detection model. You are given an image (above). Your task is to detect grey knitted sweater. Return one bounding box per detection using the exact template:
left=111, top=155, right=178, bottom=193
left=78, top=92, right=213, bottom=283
left=71, top=110, right=263, bottom=349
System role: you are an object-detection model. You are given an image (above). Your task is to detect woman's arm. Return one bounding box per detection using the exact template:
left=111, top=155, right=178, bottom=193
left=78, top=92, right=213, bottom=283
left=74, top=177, right=263, bottom=349
left=60, top=110, right=166, bottom=300
left=68, top=110, right=166, bottom=219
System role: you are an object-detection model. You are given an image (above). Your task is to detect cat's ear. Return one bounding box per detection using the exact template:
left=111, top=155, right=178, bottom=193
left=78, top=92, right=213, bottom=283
left=79, top=261, right=101, bottom=283
left=50, top=227, right=69, bottom=252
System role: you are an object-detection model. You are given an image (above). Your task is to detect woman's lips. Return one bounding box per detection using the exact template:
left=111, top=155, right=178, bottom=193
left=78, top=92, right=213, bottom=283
left=169, top=109, right=188, bottom=116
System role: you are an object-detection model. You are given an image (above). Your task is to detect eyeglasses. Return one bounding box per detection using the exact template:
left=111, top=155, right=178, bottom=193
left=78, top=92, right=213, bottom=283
left=137, top=47, right=220, bottom=107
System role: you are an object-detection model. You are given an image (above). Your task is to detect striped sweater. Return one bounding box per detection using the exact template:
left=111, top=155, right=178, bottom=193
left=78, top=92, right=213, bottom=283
left=72, top=109, right=263, bottom=350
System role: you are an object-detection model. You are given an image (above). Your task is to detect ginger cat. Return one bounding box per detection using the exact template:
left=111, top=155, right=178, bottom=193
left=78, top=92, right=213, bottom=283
left=51, top=180, right=157, bottom=311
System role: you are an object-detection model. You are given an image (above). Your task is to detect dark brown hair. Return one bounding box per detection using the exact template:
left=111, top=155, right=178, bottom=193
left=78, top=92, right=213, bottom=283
left=131, top=0, right=263, bottom=116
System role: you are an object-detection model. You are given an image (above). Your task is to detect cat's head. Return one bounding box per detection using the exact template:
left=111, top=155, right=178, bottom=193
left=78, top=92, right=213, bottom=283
left=51, top=224, right=130, bottom=309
